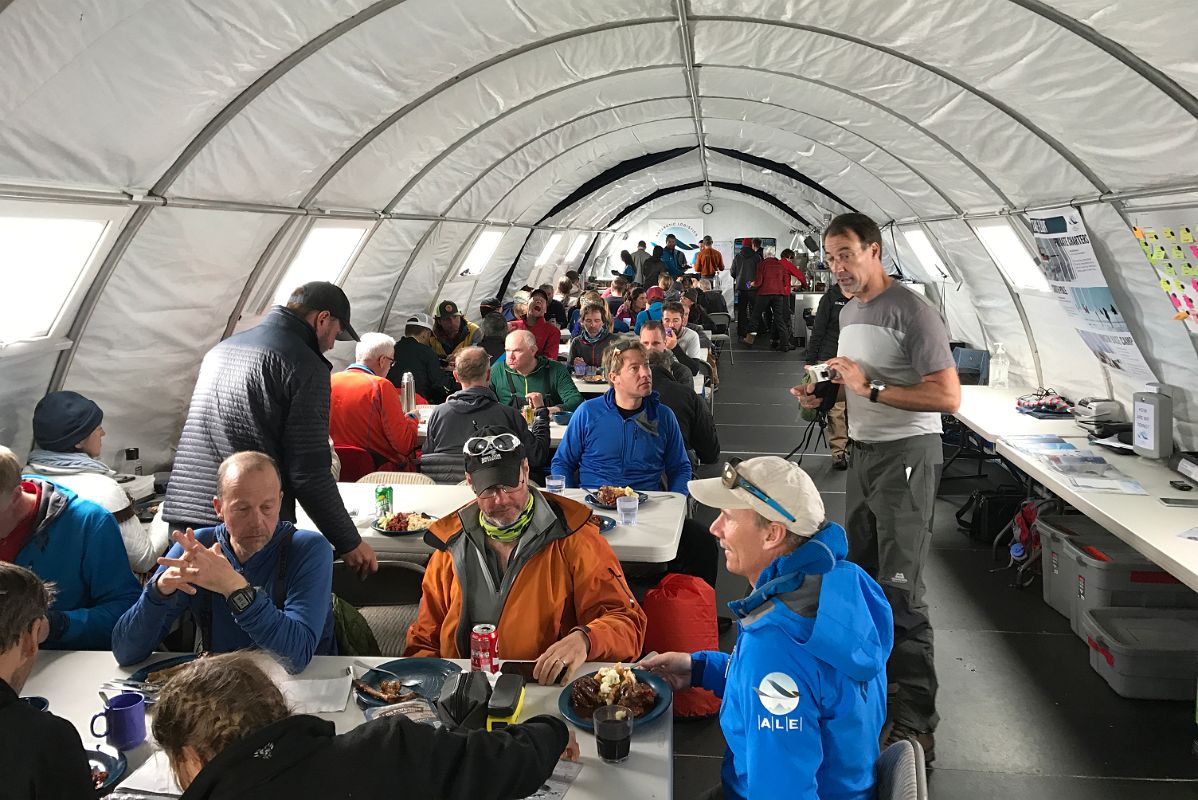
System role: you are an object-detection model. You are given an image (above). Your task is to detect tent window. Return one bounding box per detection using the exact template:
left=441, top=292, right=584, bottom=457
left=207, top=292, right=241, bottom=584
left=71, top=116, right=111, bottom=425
left=0, top=204, right=119, bottom=346
left=272, top=222, right=370, bottom=305
left=564, top=233, right=589, bottom=264
left=534, top=233, right=563, bottom=267
left=900, top=227, right=954, bottom=281
left=459, top=229, right=506, bottom=277
left=972, top=219, right=1050, bottom=293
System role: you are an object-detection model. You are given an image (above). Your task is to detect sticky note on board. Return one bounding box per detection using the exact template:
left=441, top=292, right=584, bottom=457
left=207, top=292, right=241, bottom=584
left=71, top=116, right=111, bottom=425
left=1176, top=280, right=1186, bottom=292
left=1164, top=263, right=1176, bottom=276
left=1140, top=240, right=1152, bottom=255
left=1176, top=311, right=1191, bottom=321
left=1172, top=246, right=1186, bottom=260
left=1164, top=227, right=1177, bottom=241
left=1155, top=246, right=1169, bottom=260
left=1183, top=263, right=1197, bottom=277
left=1133, top=227, right=1145, bottom=239
left=1190, top=245, right=1198, bottom=259
left=1146, top=229, right=1160, bottom=241
left=1181, top=227, right=1195, bottom=243
left=1161, top=278, right=1173, bottom=291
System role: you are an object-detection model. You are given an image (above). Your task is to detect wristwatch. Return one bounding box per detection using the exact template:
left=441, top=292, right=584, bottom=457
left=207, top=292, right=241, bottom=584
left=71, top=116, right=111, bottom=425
left=226, top=585, right=257, bottom=615
left=869, top=380, right=886, bottom=403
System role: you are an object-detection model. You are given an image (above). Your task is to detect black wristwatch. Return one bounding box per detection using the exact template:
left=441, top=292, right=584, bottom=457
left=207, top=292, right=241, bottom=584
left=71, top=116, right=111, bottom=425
left=869, top=380, right=886, bottom=403
left=226, top=585, right=257, bottom=615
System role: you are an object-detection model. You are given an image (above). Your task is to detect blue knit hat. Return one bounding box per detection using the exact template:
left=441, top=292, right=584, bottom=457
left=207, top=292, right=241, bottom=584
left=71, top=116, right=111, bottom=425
left=32, top=391, right=104, bottom=452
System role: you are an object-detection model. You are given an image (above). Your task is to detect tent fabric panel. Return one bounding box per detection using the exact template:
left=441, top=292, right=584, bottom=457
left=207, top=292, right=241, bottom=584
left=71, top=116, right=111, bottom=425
left=885, top=228, right=986, bottom=348
left=382, top=221, right=477, bottom=335
left=464, top=227, right=536, bottom=308
left=693, top=19, right=1095, bottom=205
left=698, top=68, right=1005, bottom=211
left=0, top=0, right=370, bottom=189
left=319, top=69, right=689, bottom=210
left=172, top=14, right=680, bottom=205
left=1017, top=293, right=1109, bottom=401
left=340, top=219, right=433, bottom=335
left=61, top=207, right=282, bottom=472
left=700, top=98, right=955, bottom=216
left=0, top=353, right=56, bottom=464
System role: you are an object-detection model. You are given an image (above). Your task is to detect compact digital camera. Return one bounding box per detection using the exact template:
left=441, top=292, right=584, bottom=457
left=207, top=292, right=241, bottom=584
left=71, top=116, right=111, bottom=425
left=805, top=362, right=837, bottom=383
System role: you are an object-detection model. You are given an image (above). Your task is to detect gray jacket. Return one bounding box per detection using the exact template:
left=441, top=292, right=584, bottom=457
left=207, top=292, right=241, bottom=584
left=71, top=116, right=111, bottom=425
left=421, top=386, right=550, bottom=483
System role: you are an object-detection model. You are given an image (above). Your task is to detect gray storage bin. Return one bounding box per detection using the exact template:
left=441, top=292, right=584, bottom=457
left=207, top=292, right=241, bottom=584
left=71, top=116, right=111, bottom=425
left=1081, top=607, right=1198, bottom=700
left=1041, top=516, right=1198, bottom=636
left=1038, top=515, right=1090, bottom=619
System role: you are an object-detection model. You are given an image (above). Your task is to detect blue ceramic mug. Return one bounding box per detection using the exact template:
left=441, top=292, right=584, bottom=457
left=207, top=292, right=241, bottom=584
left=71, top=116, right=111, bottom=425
left=91, top=691, right=146, bottom=751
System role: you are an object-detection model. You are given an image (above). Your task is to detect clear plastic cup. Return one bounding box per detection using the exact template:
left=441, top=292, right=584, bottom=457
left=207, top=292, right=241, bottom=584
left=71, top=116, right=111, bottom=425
left=574, top=362, right=587, bottom=376
left=545, top=474, right=565, bottom=493
left=616, top=494, right=638, bottom=525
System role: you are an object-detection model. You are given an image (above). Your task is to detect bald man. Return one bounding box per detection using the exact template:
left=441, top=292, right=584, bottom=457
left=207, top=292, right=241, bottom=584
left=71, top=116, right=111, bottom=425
left=489, top=330, right=583, bottom=413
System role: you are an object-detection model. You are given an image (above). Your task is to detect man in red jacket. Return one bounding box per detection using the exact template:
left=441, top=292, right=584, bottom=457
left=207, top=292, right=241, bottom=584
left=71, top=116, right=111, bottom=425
left=747, top=247, right=808, bottom=352
left=330, top=332, right=420, bottom=471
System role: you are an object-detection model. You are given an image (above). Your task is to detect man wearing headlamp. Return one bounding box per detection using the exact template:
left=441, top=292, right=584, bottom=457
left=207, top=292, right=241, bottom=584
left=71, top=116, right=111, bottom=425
left=404, top=427, right=647, bottom=685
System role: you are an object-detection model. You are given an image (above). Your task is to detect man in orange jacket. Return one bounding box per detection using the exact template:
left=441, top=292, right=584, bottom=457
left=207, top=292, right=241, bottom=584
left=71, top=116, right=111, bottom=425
left=329, top=332, right=420, bottom=471
left=405, top=429, right=647, bottom=684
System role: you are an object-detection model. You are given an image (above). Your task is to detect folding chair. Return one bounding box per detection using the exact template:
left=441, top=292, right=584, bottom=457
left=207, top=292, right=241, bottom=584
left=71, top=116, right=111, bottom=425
left=707, top=312, right=733, bottom=364
left=357, top=472, right=435, bottom=485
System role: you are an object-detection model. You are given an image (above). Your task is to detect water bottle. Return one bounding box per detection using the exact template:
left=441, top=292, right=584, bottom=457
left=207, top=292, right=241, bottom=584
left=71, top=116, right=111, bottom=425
left=123, top=447, right=143, bottom=476
left=989, top=342, right=1010, bottom=389
left=400, top=372, right=415, bottom=413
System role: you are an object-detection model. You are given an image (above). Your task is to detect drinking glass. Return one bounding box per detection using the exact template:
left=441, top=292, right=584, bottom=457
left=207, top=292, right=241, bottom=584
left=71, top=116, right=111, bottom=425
left=593, top=704, right=634, bottom=763
left=545, top=474, right=565, bottom=493
left=616, top=495, right=638, bottom=525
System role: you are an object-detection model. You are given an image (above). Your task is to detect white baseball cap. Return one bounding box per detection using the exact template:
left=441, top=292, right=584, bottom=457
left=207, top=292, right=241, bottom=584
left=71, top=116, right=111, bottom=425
left=688, top=456, right=825, bottom=537
left=405, top=312, right=435, bottom=332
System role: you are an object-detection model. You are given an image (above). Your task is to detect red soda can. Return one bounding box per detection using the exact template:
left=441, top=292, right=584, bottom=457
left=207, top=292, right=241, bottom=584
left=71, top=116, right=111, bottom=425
left=470, top=624, right=499, bottom=673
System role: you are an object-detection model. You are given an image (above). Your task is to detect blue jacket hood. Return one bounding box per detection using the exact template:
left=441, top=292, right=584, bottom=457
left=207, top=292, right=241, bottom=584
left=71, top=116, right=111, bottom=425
left=728, top=522, right=892, bottom=683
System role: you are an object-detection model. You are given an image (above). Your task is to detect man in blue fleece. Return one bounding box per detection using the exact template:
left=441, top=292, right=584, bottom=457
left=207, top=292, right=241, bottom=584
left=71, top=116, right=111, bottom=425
left=551, top=339, right=691, bottom=494
left=0, top=446, right=139, bottom=650
left=643, top=457, right=893, bottom=800
left=113, top=451, right=335, bottom=673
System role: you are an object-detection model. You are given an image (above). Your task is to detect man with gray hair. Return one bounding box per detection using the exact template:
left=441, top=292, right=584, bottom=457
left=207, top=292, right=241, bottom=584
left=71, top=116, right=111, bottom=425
left=643, top=457, right=892, bottom=800
left=330, top=331, right=420, bottom=472
left=422, top=346, right=550, bottom=483
left=0, top=563, right=95, bottom=798
left=113, top=451, right=335, bottom=674
left=0, top=445, right=139, bottom=649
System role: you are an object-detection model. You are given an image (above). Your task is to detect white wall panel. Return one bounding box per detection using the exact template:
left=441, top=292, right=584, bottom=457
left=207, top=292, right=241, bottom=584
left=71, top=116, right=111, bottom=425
left=341, top=219, right=432, bottom=334
left=0, top=353, right=56, bottom=462
left=382, top=222, right=476, bottom=334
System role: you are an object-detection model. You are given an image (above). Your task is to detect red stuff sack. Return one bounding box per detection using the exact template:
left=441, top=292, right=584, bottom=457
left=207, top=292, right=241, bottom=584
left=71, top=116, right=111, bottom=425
left=642, top=573, right=722, bottom=718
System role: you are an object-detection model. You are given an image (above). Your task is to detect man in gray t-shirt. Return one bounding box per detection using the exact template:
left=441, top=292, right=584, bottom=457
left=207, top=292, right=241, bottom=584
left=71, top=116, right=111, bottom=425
left=793, top=214, right=960, bottom=764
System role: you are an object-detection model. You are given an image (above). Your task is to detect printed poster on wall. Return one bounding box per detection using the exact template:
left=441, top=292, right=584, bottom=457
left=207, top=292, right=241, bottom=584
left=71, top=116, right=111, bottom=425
left=1126, top=210, right=1198, bottom=334
left=648, top=218, right=703, bottom=251
left=1028, top=207, right=1156, bottom=382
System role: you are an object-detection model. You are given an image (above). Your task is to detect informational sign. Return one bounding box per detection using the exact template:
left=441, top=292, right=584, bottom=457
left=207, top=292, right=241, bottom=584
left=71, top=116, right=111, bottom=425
left=1028, top=207, right=1156, bottom=382
left=648, top=218, right=703, bottom=250
left=1128, top=211, right=1198, bottom=334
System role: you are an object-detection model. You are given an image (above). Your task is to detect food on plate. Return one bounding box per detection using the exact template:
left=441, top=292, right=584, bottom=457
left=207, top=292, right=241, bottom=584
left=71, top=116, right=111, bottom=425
left=377, top=511, right=435, bottom=533
left=582, top=374, right=607, bottom=383
left=146, top=653, right=207, bottom=685
left=570, top=663, right=657, bottom=720
left=353, top=678, right=419, bottom=704
left=91, top=766, right=109, bottom=789
left=594, top=485, right=635, bottom=506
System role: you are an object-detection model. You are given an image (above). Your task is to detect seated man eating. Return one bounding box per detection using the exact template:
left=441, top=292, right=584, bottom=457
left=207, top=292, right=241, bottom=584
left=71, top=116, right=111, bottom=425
left=112, top=451, right=335, bottom=674
left=405, top=429, right=646, bottom=684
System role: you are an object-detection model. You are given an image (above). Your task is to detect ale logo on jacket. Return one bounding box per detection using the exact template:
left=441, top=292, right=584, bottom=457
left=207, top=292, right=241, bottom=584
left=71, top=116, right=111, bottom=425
left=754, top=672, right=800, bottom=715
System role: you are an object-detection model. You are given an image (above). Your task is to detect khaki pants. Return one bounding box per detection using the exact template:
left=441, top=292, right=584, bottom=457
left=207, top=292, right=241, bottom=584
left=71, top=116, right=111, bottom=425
left=826, top=400, right=848, bottom=457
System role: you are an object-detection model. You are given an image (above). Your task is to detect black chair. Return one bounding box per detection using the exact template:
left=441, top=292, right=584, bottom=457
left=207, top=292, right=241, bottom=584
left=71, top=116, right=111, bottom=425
left=333, top=560, right=426, bottom=657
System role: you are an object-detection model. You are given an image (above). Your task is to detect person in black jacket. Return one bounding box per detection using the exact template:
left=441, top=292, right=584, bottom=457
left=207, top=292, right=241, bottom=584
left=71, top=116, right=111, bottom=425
left=478, top=312, right=509, bottom=361
left=387, top=312, right=455, bottom=404
left=804, top=284, right=853, bottom=469
left=647, top=350, right=720, bottom=467
left=153, top=652, right=571, bottom=800
left=163, top=281, right=377, bottom=577
left=730, top=238, right=762, bottom=338
left=422, top=347, right=550, bottom=483
left=0, top=564, right=94, bottom=800
left=640, top=245, right=668, bottom=288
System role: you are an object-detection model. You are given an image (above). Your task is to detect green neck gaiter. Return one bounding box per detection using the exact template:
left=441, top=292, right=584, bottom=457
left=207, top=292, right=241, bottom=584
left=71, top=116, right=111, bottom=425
left=479, top=494, right=535, bottom=542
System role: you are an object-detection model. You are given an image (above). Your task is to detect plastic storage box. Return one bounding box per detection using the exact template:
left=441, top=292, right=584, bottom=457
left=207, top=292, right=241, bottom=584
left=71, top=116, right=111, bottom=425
left=1081, top=607, right=1198, bottom=700
left=1037, top=515, right=1198, bottom=635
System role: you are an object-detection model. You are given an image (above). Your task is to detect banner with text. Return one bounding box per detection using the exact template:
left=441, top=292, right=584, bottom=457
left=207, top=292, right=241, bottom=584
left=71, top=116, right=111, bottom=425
left=648, top=218, right=703, bottom=251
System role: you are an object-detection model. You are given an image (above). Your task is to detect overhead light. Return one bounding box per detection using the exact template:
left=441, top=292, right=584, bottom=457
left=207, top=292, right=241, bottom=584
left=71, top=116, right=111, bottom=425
left=761, top=169, right=772, bottom=175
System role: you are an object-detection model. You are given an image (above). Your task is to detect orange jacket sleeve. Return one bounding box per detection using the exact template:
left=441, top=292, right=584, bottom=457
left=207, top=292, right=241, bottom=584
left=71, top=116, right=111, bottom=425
left=376, top=378, right=418, bottom=465
left=404, top=550, right=456, bottom=657
left=563, top=529, right=648, bottom=661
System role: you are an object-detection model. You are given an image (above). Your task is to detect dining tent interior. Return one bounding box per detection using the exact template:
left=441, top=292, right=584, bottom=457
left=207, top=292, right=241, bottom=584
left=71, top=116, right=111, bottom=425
left=2, top=1, right=1198, bottom=798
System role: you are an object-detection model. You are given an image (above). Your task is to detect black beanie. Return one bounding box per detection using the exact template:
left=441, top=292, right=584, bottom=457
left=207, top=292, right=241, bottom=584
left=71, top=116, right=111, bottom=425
left=32, top=391, right=104, bottom=452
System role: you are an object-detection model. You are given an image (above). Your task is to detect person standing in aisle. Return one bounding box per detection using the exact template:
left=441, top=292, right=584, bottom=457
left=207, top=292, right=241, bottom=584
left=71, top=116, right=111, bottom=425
left=730, top=238, right=761, bottom=341
left=792, top=213, right=959, bottom=763
left=694, top=235, right=724, bottom=278
left=804, top=284, right=853, bottom=470
left=747, top=247, right=807, bottom=352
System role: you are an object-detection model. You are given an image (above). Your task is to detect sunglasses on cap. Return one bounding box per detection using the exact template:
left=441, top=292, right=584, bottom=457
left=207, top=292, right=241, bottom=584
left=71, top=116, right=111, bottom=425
left=463, top=432, right=522, bottom=457
left=721, top=458, right=796, bottom=523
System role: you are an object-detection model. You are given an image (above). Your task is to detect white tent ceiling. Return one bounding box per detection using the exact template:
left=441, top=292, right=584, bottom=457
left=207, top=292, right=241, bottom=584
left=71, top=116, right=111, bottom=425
left=1, top=0, right=1196, bottom=465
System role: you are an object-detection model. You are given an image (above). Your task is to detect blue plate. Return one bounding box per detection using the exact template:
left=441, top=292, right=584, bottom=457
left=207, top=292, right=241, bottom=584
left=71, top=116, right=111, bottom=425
left=557, top=668, right=672, bottom=731
left=85, top=746, right=127, bottom=795
left=371, top=513, right=437, bottom=537
left=584, top=491, right=649, bottom=510
left=592, top=515, right=617, bottom=533
left=128, top=654, right=197, bottom=684
left=354, top=658, right=462, bottom=709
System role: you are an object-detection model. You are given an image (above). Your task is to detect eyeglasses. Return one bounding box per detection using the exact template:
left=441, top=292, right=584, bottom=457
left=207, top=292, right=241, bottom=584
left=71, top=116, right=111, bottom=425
left=463, top=432, right=522, bottom=457
left=721, top=458, right=796, bottom=523
left=476, top=478, right=526, bottom=500
left=826, top=247, right=870, bottom=266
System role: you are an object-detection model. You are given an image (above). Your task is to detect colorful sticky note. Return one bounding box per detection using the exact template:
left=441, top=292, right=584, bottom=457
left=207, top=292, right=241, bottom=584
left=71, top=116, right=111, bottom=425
left=1176, top=280, right=1186, bottom=292
left=1133, top=227, right=1145, bottom=239
left=1183, top=264, right=1197, bottom=277
left=1146, top=229, right=1160, bottom=241
left=1161, top=278, right=1173, bottom=291
left=1164, top=227, right=1177, bottom=241
left=1165, top=263, right=1177, bottom=276
left=1172, top=245, right=1186, bottom=260
left=1175, top=310, right=1190, bottom=320
left=1190, top=245, right=1198, bottom=259
left=1181, top=227, right=1195, bottom=244
left=1140, top=240, right=1152, bottom=255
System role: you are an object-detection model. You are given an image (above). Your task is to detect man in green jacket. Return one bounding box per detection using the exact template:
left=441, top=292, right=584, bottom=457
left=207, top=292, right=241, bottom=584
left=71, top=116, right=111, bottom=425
left=490, top=330, right=583, bottom=413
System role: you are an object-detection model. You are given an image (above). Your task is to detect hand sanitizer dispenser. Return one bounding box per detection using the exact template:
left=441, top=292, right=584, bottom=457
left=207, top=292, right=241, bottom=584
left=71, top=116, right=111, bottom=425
left=1132, top=383, right=1173, bottom=459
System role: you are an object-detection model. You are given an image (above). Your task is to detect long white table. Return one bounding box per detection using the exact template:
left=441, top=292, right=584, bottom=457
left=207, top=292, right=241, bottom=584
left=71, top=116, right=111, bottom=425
left=997, top=437, right=1198, bottom=593
left=25, top=651, right=672, bottom=800
left=954, top=385, right=1083, bottom=441
left=412, top=404, right=567, bottom=446
left=296, top=484, right=685, bottom=564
